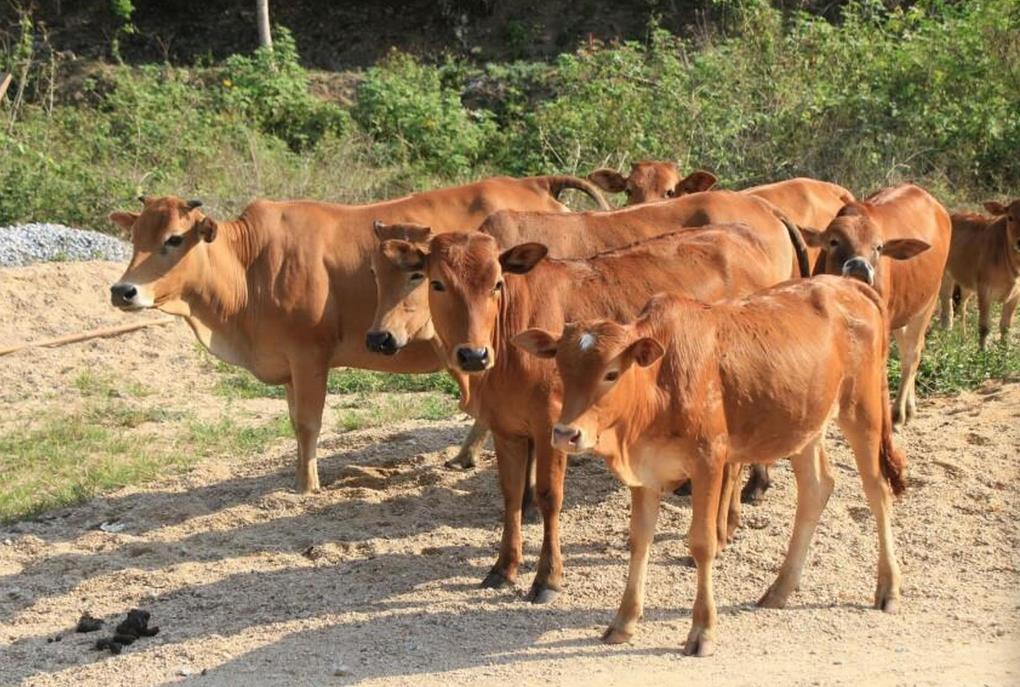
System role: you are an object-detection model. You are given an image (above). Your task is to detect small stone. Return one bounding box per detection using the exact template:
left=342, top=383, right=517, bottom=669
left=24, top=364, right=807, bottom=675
left=333, top=663, right=351, bottom=676
left=177, top=667, right=194, bottom=677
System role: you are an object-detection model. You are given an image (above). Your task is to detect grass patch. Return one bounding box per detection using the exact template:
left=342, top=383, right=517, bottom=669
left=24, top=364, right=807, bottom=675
left=335, top=392, right=459, bottom=432
left=890, top=305, right=1020, bottom=397
left=212, top=358, right=459, bottom=400
left=74, top=370, right=152, bottom=399
left=0, top=398, right=291, bottom=523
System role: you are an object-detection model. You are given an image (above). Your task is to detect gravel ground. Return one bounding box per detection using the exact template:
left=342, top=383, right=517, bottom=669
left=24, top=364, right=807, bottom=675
left=0, top=224, right=130, bottom=267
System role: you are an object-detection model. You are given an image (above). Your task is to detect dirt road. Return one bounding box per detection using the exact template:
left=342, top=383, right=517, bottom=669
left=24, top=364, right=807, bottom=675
left=1, top=262, right=1018, bottom=685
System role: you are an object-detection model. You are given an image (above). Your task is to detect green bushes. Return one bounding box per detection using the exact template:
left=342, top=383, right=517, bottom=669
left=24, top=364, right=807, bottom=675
left=1, top=0, right=1017, bottom=229
left=352, top=52, right=496, bottom=177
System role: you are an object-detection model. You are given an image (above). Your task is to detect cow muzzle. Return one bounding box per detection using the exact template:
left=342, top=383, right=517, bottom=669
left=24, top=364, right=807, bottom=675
left=365, top=330, right=401, bottom=356
left=454, top=345, right=492, bottom=373
left=551, top=423, right=587, bottom=453
left=841, top=257, right=875, bottom=286
left=110, top=282, right=149, bottom=310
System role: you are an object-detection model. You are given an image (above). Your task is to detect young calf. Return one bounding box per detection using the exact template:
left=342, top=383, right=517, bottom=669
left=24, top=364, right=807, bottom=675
left=515, top=276, right=905, bottom=655
left=377, top=224, right=803, bottom=602
left=587, top=161, right=718, bottom=205
left=801, top=184, right=950, bottom=424
left=940, top=200, right=1020, bottom=348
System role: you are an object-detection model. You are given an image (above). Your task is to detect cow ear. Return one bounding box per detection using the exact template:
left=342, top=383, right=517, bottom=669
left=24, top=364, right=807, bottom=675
left=881, top=238, right=930, bottom=260
left=676, top=170, right=717, bottom=194
left=374, top=220, right=433, bottom=243
left=798, top=226, right=825, bottom=247
left=983, top=201, right=1008, bottom=216
left=625, top=337, right=665, bottom=367
left=197, top=217, right=218, bottom=243
left=109, top=211, right=140, bottom=233
left=512, top=328, right=560, bottom=359
left=500, top=242, right=548, bottom=274
left=381, top=239, right=426, bottom=271
left=587, top=168, right=627, bottom=194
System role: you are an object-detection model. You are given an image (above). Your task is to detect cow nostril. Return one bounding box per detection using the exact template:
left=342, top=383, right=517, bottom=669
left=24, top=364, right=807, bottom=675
left=111, top=283, right=137, bottom=303
left=123, top=286, right=137, bottom=299
left=366, top=330, right=398, bottom=355
left=456, top=346, right=489, bottom=369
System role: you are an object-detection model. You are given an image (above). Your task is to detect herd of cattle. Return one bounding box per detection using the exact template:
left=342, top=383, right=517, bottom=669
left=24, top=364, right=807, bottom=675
left=105, top=161, right=1020, bottom=656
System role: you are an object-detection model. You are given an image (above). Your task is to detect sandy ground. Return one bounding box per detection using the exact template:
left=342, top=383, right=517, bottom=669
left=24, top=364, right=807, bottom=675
left=1, top=261, right=1019, bottom=686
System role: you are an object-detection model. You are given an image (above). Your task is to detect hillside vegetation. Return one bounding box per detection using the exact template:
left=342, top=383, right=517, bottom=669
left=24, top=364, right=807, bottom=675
left=1, top=0, right=1017, bottom=230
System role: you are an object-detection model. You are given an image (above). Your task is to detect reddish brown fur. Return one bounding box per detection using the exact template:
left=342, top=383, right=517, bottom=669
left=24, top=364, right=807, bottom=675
left=939, top=200, right=1020, bottom=348
left=801, top=183, right=951, bottom=424
left=518, top=276, right=904, bottom=653
left=412, top=225, right=798, bottom=601
left=587, top=161, right=718, bottom=205
left=108, top=175, right=605, bottom=493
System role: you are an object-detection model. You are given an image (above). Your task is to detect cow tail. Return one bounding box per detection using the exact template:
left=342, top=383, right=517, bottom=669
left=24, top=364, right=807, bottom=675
left=778, top=214, right=812, bottom=278
left=874, top=305, right=907, bottom=496
left=540, top=175, right=611, bottom=211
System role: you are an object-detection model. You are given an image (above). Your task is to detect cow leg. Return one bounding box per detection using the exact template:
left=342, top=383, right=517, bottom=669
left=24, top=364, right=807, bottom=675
left=937, top=273, right=954, bottom=329
left=717, top=463, right=742, bottom=550
left=839, top=398, right=902, bottom=613
left=958, top=288, right=974, bottom=337
left=285, top=362, right=328, bottom=494
left=978, top=287, right=993, bottom=350
left=891, top=301, right=934, bottom=425
left=683, top=452, right=725, bottom=657
left=740, top=464, right=771, bottom=504
left=527, top=441, right=567, bottom=604
left=758, top=435, right=833, bottom=609
left=1000, top=292, right=1019, bottom=345
left=445, top=419, right=489, bottom=469
left=481, top=433, right=529, bottom=589
left=603, top=486, right=661, bottom=644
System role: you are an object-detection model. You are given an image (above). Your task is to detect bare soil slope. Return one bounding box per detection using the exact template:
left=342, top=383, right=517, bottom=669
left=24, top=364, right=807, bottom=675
left=1, top=261, right=1018, bottom=686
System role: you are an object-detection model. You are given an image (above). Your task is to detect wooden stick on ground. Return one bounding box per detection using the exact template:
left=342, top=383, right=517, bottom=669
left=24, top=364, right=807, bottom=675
left=0, top=317, right=176, bottom=357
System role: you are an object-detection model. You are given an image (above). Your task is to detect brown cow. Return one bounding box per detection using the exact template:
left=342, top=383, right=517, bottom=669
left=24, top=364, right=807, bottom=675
left=800, top=184, right=951, bottom=424
left=515, top=276, right=905, bottom=655
left=108, top=175, right=609, bottom=493
left=588, top=161, right=718, bottom=205
left=939, top=200, right=1020, bottom=348
left=368, top=190, right=810, bottom=469
left=376, top=221, right=804, bottom=602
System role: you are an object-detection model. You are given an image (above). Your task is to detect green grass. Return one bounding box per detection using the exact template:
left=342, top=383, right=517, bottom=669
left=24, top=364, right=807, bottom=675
left=335, top=392, right=459, bottom=432
left=0, top=394, right=292, bottom=523
left=212, top=358, right=459, bottom=400
left=890, top=305, right=1020, bottom=397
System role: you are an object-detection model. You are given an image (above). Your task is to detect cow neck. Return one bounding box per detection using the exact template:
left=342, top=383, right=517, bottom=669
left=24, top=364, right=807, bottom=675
left=189, top=216, right=260, bottom=323
left=997, top=220, right=1020, bottom=281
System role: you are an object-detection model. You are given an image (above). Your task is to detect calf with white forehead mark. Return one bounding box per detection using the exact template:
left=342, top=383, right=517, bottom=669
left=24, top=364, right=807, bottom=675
left=578, top=332, right=597, bottom=351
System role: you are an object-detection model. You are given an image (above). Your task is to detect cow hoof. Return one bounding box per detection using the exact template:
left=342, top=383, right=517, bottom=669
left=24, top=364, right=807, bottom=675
left=682, top=630, right=716, bottom=657
left=756, top=588, right=789, bottom=609
left=479, top=570, right=513, bottom=590
left=673, top=480, right=692, bottom=497
left=875, top=586, right=900, bottom=614
left=526, top=583, right=561, bottom=605
left=601, top=626, right=633, bottom=645
left=444, top=453, right=476, bottom=470
left=740, top=484, right=766, bottom=505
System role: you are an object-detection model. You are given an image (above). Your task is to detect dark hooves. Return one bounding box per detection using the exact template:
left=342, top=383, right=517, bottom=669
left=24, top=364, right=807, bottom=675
left=480, top=570, right=512, bottom=590
left=444, top=455, right=476, bottom=470
left=526, top=583, right=561, bottom=605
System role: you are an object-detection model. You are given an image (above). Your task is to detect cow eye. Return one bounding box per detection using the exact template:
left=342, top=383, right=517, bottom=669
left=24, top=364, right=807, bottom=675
left=164, top=235, right=184, bottom=248
left=875, top=244, right=883, bottom=253
left=604, top=370, right=619, bottom=382
left=829, top=238, right=839, bottom=247
left=409, top=272, right=425, bottom=282
left=665, top=189, right=675, bottom=198
left=493, top=281, right=504, bottom=294
left=430, top=280, right=446, bottom=292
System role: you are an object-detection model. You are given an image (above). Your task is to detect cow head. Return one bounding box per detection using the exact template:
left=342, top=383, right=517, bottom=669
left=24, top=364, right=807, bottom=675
left=799, top=205, right=930, bottom=287
left=366, top=221, right=436, bottom=355
left=424, top=232, right=547, bottom=374
left=109, top=196, right=217, bottom=312
left=587, top=161, right=717, bottom=205
left=983, top=199, right=1020, bottom=254
left=514, top=319, right=663, bottom=453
